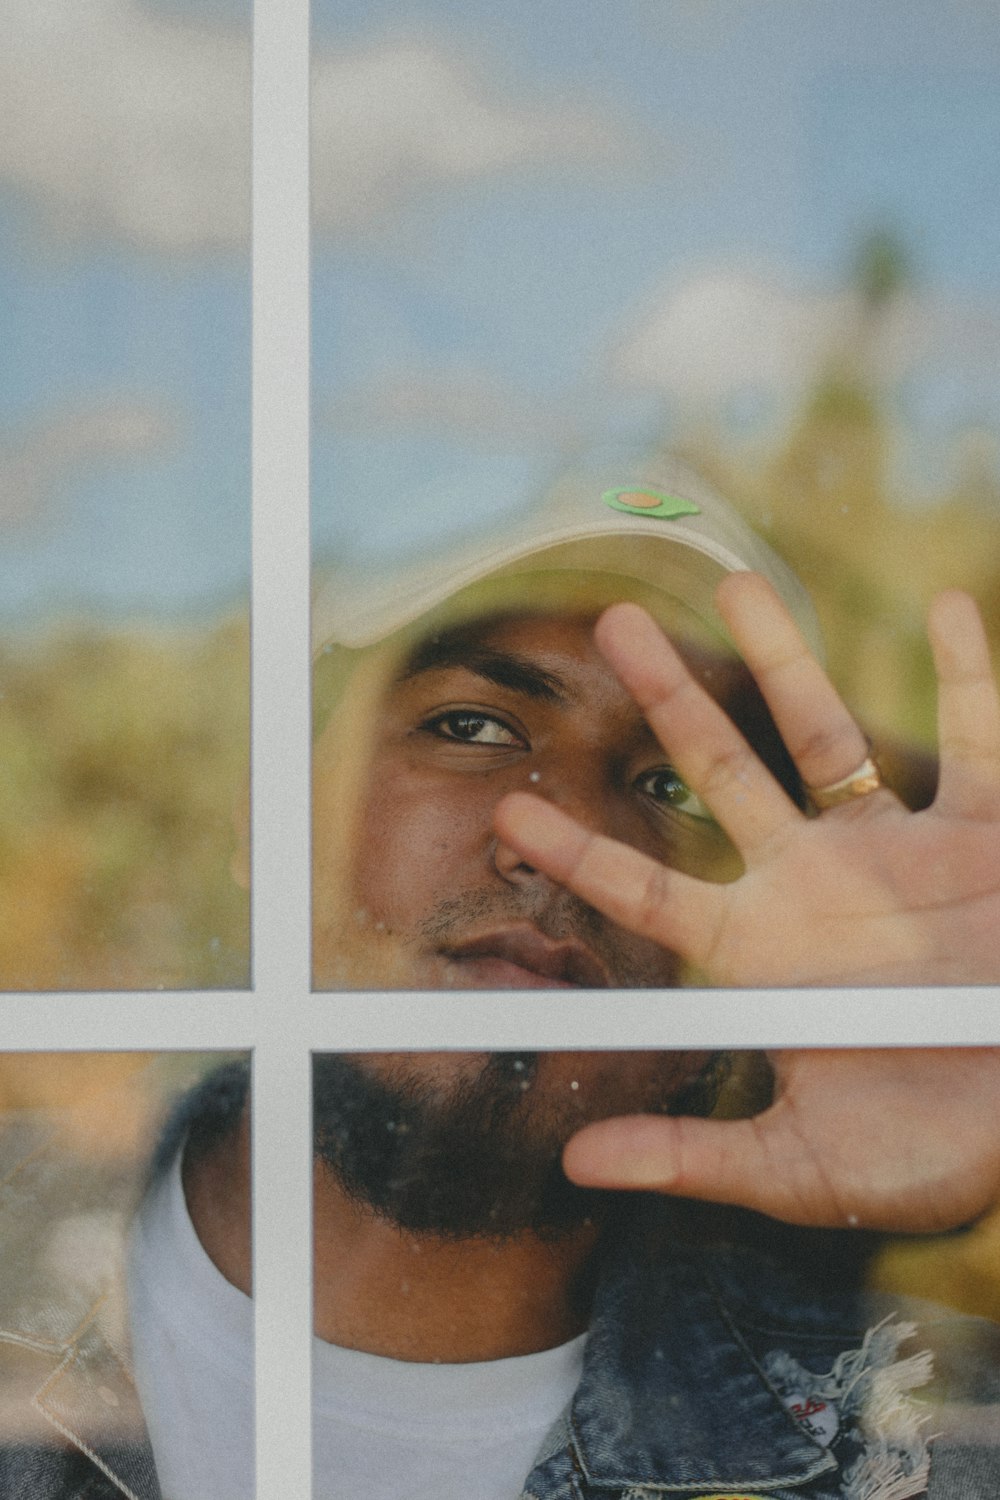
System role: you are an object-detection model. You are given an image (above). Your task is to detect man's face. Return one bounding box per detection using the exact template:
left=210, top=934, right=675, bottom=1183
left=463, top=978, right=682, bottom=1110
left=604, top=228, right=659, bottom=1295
left=310, top=605, right=788, bottom=1235
left=314, top=609, right=757, bottom=990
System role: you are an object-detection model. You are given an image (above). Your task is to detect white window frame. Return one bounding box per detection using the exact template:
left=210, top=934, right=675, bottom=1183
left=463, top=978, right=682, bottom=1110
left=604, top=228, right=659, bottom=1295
left=2, top=4, right=998, bottom=1498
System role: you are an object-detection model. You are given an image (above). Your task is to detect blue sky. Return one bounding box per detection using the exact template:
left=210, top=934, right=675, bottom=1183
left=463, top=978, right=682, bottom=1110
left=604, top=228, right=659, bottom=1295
left=0, top=0, right=250, bottom=626
left=3, top=0, right=998, bottom=624
left=311, top=0, right=1000, bottom=572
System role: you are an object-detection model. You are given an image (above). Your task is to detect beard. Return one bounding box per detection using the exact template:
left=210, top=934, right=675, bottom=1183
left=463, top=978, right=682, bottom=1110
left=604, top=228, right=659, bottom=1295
left=312, top=1051, right=726, bottom=1241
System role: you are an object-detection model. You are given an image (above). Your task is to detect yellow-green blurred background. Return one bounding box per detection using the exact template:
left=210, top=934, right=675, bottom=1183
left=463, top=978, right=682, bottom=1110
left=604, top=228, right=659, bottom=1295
left=665, top=233, right=1000, bottom=758
left=0, top=618, right=249, bottom=990
left=1, top=0, right=250, bottom=991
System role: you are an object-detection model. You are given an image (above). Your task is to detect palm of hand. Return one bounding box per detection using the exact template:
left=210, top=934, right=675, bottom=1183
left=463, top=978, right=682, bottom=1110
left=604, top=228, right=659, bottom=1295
left=496, top=574, right=1000, bottom=990
left=495, top=574, right=1000, bottom=1229
left=665, top=1047, right=1000, bottom=1231
left=701, top=803, right=1000, bottom=987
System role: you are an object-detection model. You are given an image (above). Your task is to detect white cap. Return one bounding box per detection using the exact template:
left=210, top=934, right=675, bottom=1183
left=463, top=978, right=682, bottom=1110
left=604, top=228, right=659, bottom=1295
left=313, top=451, right=822, bottom=658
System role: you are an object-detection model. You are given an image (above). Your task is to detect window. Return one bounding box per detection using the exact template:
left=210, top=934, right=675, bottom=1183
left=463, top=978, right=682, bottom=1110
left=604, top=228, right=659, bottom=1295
left=4, top=5, right=998, bottom=1499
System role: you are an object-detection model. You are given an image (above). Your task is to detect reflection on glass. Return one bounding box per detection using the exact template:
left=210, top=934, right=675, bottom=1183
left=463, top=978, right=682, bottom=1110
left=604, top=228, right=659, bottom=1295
left=311, top=3, right=1000, bottom=991
left=0, top=1051, right=251, bottom=1493
left=313, top=469, right=807, bottom=989
left=312, top=448, right=998, bottom=990
left=308, top=1049, right=1000, bottom=1496
left=1, top=0, right=251, bottom=989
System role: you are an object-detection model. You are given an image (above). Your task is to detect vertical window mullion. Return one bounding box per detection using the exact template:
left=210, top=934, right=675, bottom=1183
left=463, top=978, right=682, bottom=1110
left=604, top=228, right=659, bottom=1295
left=252, top=0, right=314, bottom=1493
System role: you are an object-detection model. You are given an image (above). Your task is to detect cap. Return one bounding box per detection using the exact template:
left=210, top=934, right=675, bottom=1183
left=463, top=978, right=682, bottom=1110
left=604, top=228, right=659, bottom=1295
left=312, top=451, right=822, bottom=659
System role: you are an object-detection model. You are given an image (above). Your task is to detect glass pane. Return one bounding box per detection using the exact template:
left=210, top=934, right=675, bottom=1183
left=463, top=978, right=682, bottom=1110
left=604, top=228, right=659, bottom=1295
left=312, top=3, right=1000, bottom=990
left=0, top=1051, right=252, bottom=1493
left=311, top=1047, right=1000, bottom=1493
left=1, top=0, right=251, bottom=989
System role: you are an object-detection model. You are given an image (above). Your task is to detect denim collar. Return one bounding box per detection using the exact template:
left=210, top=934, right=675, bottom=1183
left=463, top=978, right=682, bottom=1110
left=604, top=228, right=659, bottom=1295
left=524, top=1205, right=846, bottom=1498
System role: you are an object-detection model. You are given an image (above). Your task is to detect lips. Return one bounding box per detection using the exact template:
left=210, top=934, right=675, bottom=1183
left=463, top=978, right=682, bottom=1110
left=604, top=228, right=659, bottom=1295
left=438, top=925, right=612, bottom=989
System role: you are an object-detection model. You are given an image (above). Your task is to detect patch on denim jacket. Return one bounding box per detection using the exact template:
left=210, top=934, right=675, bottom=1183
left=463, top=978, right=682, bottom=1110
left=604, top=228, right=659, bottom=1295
left=762, top=1316, right=933, bottom=1500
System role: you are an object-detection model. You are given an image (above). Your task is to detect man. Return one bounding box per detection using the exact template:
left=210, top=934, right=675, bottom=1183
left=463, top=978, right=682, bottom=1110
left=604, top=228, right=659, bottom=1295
left=297, top=454, right=1000, bottom=1494
left=5, top=454, right=1000, bottom=1496
left=305, top=450, right=1000, bottom=1238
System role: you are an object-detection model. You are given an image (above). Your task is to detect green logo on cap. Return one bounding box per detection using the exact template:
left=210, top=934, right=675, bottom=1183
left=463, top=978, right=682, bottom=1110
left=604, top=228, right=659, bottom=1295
left=602, top=486, right=700, bottom=520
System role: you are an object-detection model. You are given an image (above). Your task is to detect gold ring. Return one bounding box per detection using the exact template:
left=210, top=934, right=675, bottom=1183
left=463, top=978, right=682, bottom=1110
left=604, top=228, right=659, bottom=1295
left=808, top=755, right=884, bottom=811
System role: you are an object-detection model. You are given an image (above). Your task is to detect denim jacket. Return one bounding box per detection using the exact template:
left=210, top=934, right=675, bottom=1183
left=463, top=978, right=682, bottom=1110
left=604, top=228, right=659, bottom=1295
left=2, top=1122, right=999, bottom=1500
left=522, top=1202, right=1000, bottom=1499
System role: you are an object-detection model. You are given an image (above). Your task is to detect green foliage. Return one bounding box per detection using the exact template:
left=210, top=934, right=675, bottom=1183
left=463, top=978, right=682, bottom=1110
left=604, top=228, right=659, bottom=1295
left=0, top=615, right=249, bottom=990
left=851, top=226, right=912, bottom=310
left=675, top=232, right=1000, bottom=756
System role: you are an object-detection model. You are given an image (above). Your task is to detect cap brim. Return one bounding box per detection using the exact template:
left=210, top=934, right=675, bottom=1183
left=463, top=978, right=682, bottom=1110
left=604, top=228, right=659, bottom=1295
left=313, top=455, right=823, bottom=660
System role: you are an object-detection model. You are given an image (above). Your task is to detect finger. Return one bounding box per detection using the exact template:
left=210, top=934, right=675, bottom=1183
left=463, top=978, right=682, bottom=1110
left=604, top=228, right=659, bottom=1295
left=593, top=602, right=801, bottom=861
left=563, top=1114, right=841, bottom=1227
left=715, top=572, right=872, bottom=796
left=493, top=792, right=726, bottom=968
left=929, top=589, right=1000, bottom=818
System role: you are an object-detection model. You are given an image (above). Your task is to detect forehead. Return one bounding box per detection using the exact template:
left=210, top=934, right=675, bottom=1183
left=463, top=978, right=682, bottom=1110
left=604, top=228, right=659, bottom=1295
left=312, top=570, right=728, bottom=738
left=388, top=612, right=641, bottom=740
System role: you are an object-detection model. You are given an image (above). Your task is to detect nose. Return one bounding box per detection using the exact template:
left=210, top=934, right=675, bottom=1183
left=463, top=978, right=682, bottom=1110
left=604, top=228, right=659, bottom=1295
left=492, top=760, right=618, bottom=888
left=493, top=835, right=542, bottom=885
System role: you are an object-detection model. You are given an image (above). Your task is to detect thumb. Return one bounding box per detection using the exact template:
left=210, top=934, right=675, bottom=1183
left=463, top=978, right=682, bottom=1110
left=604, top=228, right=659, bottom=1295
left=563, top=1113, right=823, bottom=1226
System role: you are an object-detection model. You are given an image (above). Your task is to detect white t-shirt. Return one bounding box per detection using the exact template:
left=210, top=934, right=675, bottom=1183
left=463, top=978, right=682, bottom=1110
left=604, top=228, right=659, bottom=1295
left=312, top=1324, right=584, bottom=1500
left=126, top=1150, right=255, bottom=1500
left=126, top=1152, right=585, bottom=1500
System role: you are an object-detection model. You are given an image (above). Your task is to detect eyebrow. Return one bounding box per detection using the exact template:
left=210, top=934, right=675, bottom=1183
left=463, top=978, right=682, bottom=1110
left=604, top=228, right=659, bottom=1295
left=400, top=641, right=567, bottom=703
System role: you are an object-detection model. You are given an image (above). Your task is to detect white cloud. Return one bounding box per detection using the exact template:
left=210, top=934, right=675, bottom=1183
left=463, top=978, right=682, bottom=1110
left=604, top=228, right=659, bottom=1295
left=0, top=399, right=173, bottom=526
left=1, top=5, right=629, bottom=251
left=1, top=0, right=250, bottom=252
left=312, top=39, right=631, bottom=236
left=612, top=268, right=1000, bottom=416
left=614, top=271, right=855, bottom=406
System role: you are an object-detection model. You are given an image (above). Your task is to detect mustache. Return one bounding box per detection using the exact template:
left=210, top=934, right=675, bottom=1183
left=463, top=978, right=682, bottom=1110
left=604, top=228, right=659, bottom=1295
left=419, top=885, right=608, bottom=947
left=418, top=885, right=674, bottom=988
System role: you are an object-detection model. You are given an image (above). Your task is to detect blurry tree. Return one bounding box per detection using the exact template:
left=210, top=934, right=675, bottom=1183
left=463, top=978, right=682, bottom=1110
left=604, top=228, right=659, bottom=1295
left=667, top=228, right=1000, bottom=754
left=853, top=226, right=911, bottom=310
left=0, top=614, right=249, bottom=989
left=0, top=1052, right=234, bottom=1155
left=871, top=1206, right=1000, bottom=1327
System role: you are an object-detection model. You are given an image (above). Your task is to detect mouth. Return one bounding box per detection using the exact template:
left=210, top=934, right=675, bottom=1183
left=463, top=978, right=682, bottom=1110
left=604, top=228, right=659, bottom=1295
left=438, top=925, right=612, bottom=989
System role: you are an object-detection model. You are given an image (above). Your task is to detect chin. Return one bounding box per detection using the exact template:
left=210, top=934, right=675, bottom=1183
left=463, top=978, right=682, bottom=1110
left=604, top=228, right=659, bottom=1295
left=312, top=1051, right=723, bottom=1240
left=313, top=1052, right=608, bottom=1239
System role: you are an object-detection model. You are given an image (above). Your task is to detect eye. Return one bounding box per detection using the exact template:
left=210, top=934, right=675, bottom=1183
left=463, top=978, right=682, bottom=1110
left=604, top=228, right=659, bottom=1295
left=423, top=710, right=525, bottom=748
left=635, top=766, right=713, bottom=821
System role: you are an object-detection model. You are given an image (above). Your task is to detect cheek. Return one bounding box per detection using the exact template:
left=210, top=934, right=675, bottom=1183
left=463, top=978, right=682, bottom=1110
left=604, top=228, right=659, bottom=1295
left=531, top=1051, right=715, bottom=1121
left=351, top=768, right=492, bottom=931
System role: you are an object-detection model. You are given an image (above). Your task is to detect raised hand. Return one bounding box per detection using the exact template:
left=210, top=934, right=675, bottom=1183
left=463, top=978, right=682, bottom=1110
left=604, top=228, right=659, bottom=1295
left=492, top=573, right=1000, bottom=1231
left=494, top=574, right=1000, bottom=988
left=561, top=1047, right=1000, bottom=1232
